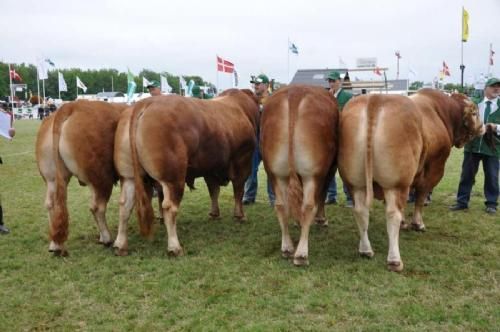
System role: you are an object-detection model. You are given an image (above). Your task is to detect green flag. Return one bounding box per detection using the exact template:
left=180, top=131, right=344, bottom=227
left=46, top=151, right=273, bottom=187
left=127, top=68, right=136, bottom=104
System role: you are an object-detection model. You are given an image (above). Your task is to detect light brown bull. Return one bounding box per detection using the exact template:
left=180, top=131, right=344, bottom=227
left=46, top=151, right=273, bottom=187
left=260, top=85, right=338, bottom=266
left=116, top=90, right=259, bottom=256
left=338, top=89, right=483, bottom=271
left=36, top=100, right=127, bottom=255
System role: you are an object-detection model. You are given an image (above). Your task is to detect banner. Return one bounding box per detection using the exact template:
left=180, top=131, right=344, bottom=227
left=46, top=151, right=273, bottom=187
left=37, top=58, right=48, bottom=80
left=160, top=75, right=171, bottom=93
left=462, top=7, right=469, bottom=42
left=127, top=69, right=136, bottom=103
left=76, top=76, right=87, bottom=92
left=58, top=72, right=67, bottom=92
left=142, top=77, right=151, bottom=88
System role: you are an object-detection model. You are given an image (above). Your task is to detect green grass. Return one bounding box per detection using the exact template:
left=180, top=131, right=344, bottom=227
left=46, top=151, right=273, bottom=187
left=0, top=120, right=498, bottom=331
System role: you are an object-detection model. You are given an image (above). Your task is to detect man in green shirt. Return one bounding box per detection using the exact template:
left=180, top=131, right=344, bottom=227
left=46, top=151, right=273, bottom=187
left=450, top=77, right=500, bottom=214
left=324, top=71, right=354, bottom=207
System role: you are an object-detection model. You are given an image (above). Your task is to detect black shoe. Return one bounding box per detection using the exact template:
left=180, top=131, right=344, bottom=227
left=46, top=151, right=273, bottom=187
left=0, top=224, right=10, bottom=234
left=485, top=207, right=497, bottom=214
left=449, top=204, right=467, bottom=211
left=242, top=199, right=255, bottom=205
left=325, top=198, right=337, bottom=205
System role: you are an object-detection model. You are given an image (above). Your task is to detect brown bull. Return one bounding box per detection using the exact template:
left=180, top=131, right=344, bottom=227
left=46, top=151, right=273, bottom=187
left=36, top=100, right=127, bottom=255
left=261, top=85, right=338, bottom=266
left=338, top=89, right=482, bottom=271
left=119, top=90, right=259, bottom=256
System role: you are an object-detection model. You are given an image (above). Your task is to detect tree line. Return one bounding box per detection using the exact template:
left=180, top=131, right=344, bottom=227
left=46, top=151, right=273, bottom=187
left=0, top=62, right=214, bottom=101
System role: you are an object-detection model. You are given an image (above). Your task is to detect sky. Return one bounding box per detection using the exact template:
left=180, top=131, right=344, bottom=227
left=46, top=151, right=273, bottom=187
left=2, top=0, right=499, bottom=89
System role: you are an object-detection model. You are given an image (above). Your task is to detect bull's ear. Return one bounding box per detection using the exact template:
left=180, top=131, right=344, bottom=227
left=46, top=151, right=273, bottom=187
left=240, top=89, right=259, bottom=104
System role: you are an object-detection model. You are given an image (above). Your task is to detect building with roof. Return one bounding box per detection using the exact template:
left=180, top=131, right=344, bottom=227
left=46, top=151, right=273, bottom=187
left=290, top=68, right=409, bottom=95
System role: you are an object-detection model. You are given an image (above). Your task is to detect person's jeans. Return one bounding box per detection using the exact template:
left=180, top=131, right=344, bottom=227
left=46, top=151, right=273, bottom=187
left=456, top=152, right=499, bottom=208
left=243, top=147, right=275, bottom=204
left=326, top=168, right=352, bottom=203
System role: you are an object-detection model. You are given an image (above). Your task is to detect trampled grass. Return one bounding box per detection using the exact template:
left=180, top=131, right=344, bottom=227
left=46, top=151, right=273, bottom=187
left=0, top=120, right=498, bottom=331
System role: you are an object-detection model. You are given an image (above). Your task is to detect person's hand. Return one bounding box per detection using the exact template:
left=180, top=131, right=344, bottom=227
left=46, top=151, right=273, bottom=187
left=485, top=123, right=497, bottom=133
left=8, top=127, right=15, bottom=138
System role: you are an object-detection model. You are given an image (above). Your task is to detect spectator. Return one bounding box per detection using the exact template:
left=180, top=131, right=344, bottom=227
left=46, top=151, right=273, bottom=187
left=324, top=71, right=354, bottom=207
left=450, top=77, right=500, bottom=214
left=0, top=105, right=15, bottom=234
left=146, top=80, right=162, bottom=96
left=242, top=74, right=275, bottom=206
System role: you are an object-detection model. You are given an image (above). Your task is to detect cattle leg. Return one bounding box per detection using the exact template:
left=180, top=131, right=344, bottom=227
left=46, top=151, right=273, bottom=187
left=293, top=179, right=318, bottom=266
left=45, top=180, right=62, bottom=253
left=273, top=177, right=294, bottom=258
left=231, top=176, right=246, bottom=221
left=384, top=190, right=404, bottom=272
left=352, top=190, right=374, bottom=258
left=411, top=189, right=428, bottom=232
left=114, top=178, right=135, bottom=256
left=161, top=183, right=183, bottom=256
left=314, top=176, right=330, bottom=226
left=205, top=177, right=221, bottom=220
left=89, top=186, right=113, bottom=246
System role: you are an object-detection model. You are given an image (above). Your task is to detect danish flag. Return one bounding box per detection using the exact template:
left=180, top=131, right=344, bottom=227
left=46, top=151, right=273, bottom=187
left=217, top=56, right=234, bottom=73
left=442, top=61, right=450, bottom=76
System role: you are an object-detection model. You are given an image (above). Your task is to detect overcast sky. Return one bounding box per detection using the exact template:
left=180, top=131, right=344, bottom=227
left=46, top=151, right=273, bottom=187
left=2, top=0, right=499, bottom=88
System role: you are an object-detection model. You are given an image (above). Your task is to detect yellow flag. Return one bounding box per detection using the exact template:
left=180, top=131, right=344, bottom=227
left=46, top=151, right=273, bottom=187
left=462, top=7, right=469, bottom=42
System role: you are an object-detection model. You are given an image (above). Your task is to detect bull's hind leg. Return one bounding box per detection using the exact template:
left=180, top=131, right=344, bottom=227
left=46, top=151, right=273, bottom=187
left=45, top=179, right=61, bottom=252
left=161, top=182, right=184, bottom=257
left=205, top=176, right=221, bottom=220
left=384, top=189, right=404, bottom=272
left=410, top=188, right=428, bottom=232
left=293, top=178, right=318, bottom=266
left=231, top=175, right=246, bottom=222
left=273, top=176, right=294, bottom=258
left=89, top=185, right=113, bottom=246
left=352, top=189, right=374, bottom=258
left=114, top=178, right=135, bottom=256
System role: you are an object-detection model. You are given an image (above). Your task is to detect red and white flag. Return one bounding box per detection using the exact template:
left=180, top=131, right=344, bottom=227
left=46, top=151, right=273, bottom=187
left=373, top=67, right=382, bottom=76
left=442, top=61, right=450, bottom=76
left=217, top=56, right=234, bottom=73
left=9, top=67, right=22, bottom=82
left=490, top=49, right=495, bottom=66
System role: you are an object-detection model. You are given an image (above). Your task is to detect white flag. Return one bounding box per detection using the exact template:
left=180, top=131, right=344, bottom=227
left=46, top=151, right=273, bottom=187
left=179, top=76, right=187, bottom=93
left=58, top=72, right=67, bottom=92
left=37, top=58, right=48, bottom=80
left=160, top=75, right=171, bottom=93
left=142, top=77, right=151, bottom=88
left=76, top=76, right=87, bottom=93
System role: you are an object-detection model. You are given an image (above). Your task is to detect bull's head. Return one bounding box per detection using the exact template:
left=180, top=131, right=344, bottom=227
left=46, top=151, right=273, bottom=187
left=453, top=96, right=483, bottom=148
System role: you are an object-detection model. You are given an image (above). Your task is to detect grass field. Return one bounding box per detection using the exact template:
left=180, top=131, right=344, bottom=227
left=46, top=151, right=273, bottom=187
left=0, top=119, right=498, bottom=331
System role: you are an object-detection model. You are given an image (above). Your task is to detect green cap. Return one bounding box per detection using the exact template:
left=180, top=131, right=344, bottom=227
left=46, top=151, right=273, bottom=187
left=485, top=77, right=500, bottom=87
left=250, top=74, right=270, bottom=84
left=326, top=71, right=341, bottom=81
left=146, top=80, right=160, bottom=88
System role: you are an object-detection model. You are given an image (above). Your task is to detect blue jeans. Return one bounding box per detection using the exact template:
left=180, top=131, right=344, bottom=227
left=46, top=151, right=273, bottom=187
left=456, top=152, right=499, bottom=208
left=326, top=168, right=352, bottom=202
left=243, top=146, right=275, bottom=204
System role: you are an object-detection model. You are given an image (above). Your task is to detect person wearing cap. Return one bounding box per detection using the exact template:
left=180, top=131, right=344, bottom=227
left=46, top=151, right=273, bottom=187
left=450, top=77, right=500, bottom=214
left=324, top=70, right=354, bottom=207
left=242, top=74, right=275, bottom=205
left=146, top=80, right=161, bottom=96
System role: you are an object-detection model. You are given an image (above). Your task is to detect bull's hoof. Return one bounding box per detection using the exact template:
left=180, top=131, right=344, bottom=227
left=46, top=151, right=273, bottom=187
left=114, top=247, right=129, bottom=256
left=101, top=241, right=113, bottom=247
left=314, top=218, right=329, bottom=227
left=209, top=212, right=221, bottom=220
left=167, top=247, right=184, bottom=257
left=410, top=223, right=426, bottom=232
left=293, top=255, right=309, bottom=266
left=400, top=221, right=410, bottom=230
left=52, top=249, right=69, bottom=257
left=233, top=215, right=247, bottom=223
left=359, top=251, right=374, bottom=258
left=281, top=250, right=294, bottom=259
left=156, top=217, right=164, bottom=223
left=387, top=260, right=404, bottom=272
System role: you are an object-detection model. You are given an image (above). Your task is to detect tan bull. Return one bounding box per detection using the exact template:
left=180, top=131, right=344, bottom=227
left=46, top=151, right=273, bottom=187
left=261, top=85, right=338, bottom=266
left=338, top=89, right=483, bottom=271
left=115, top=90, right=259, bottom=256
left=36, top=100, right=127, bottom=255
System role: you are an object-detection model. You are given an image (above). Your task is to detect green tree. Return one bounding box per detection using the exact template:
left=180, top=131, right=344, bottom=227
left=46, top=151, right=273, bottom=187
left=409, top=81, right=424, bottom=91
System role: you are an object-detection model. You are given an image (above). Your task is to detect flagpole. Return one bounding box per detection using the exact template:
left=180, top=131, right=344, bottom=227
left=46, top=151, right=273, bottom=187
left=8, top=64, right=14, bottom=118
left=460, top=6, right=465, bottom=89
left=111, top=75, right=114, bottom=92
left=287, top=38, right=290, bottom=83
left=42, top=79, right=46, bottom=107
left=36, top=65, right=41, bottom=107
left=58, top=71, right=61, bottom=100
left=488, top=43, right=492, bottom=77
left=76, top=78, right=79, bottom=100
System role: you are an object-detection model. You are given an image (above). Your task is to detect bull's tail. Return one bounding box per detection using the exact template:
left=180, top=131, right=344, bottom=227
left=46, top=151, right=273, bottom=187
left=51, top=103, right=77, bottom=244
left=364, top=96, right=378, bottom=207
left=287, top=89, right=304, bottom=221
left=129, top=103, right=155, bottom=237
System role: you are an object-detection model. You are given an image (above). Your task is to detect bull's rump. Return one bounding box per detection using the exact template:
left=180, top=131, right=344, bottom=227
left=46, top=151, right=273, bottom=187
left=135, top=97, right=256, bottom=182
left=261, top=86, right=337, bottom=178
left=339, top=95, right=424, bottom=190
